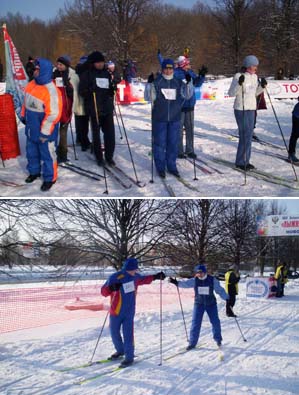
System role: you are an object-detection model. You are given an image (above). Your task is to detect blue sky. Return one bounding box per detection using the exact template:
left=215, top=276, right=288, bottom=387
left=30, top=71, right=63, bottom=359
left=0, top=0, right=212, bottom=21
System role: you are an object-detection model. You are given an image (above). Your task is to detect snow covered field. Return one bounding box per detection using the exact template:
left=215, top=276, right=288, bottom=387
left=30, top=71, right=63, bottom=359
left=1, top=98, right=298, bottom=197
left=1, top=280, right=298, bottom=395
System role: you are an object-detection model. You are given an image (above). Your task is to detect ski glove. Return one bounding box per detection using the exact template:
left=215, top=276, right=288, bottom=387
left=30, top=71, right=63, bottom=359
left=147, top=73, right=154, bottom=83
left=260, top=77, right=267, bottom=88
left=169, top=277, right=178, bottom=287
left=109, top=283, right=122, bottom=292
left=185, top=73, right=192, bottom=84
left=153, top=271, right=166, bottom=281
left=238, top=75, right=245, bottom=85
left=198, top=65, right=208, bottom=76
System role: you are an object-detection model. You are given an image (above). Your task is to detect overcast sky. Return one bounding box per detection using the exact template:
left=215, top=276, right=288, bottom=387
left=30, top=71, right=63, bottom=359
left=0, top=0, right=213, bottom=21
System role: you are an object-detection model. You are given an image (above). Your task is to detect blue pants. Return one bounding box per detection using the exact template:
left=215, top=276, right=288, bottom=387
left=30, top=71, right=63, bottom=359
left=189, top=303, right=222, bottom=346
left=234, top=109, right=255, bottom=166
left=110, top=313, right=135, bottom=362
left=153, top=120, right=180, bottom=173
left=26, top=139, right=57, bottom=182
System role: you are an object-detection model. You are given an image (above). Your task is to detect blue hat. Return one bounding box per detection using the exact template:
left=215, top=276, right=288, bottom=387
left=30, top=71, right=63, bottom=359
left=162, top=58, right=174, bottom=69
left=243, top=55, right=259, bottom=68
left=194, top=264, right=207, bottom=273
left=122, top=258, right=139, bottom=271
left=79, top=55, right=88, bottom=64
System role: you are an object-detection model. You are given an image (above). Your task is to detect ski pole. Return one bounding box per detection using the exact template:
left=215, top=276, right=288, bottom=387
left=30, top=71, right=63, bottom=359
left=234, top=315, right=247, bottom=342
left=116, top=101, right=141, bottom=185
left=241, top=81, right=247, bottom=185
left=113, top=96, right=123, bottom=139
left=93, top=92, right=109, bottom=194
left=89, top=309, right=110, bottom=364
left=150, top=101, right=154, bottom=183
left=176, top=283, right=189, bottom=342
left=158, top=277, right=163, bottom=366
left=264, top=86, right=298, bottom=181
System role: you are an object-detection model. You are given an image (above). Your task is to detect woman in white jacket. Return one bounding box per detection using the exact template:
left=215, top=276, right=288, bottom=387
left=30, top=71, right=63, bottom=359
left=228, top=55, right=267, bottom=170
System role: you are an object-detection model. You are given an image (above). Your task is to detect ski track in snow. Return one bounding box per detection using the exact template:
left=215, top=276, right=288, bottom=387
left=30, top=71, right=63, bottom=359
left=1, top=99, right=298, bottom=197
left=0, top=281, right=299, bottom=394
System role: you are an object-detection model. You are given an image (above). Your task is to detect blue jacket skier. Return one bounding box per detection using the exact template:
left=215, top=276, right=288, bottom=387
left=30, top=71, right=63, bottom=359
left=169, top=264, right=228, bottom=349
left=144, top=58, right=193, bottom=178
left=101, top=258, right=165, bottom=367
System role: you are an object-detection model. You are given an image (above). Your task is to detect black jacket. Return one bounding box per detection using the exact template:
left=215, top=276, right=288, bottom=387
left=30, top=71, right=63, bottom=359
left=79, top=67, right=117, bottom=117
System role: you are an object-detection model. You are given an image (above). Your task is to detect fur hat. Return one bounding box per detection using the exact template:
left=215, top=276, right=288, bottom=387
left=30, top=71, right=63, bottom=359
left=88, top=51, right=105, bottom=63
left=243, top=55, right=259, bottom=68
left=122, top=258, right=139, bottom=271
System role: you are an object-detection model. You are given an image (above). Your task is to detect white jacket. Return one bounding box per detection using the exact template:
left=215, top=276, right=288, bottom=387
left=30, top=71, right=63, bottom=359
left=228, top=72, right=264, bottom=111
left=70, top=68, right=85, bottom=116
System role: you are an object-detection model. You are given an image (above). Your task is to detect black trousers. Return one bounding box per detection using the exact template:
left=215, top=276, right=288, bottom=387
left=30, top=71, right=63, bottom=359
left=75, top=115, right=90, bottom=149
left=90, top=112, right=115, bottom=162
left=288, top=115, right=299, bottom=154
left=226, top=294, right=236, bottom=315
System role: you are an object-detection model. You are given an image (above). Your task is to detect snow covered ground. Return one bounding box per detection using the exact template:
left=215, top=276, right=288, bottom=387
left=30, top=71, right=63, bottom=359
left=1, top=98, right=298, bottom=197
left=1, top=279, right=298, bottom=395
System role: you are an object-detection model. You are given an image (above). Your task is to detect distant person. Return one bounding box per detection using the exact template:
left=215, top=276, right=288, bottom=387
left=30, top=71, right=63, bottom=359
left=228, top=55, right=267, bottom=171
left=101, top=257, right=166, bottom=367
left=21, top=58, right=62, bottom=191
left=274, top=262, right=288, bottom=297
left=225, top=265, right=240, bottom=317
left=25, top=56, right=35, bottom=81
left=0, top=58, right=3, bottom=82
left=169, top=264, right=228, bottom=349
left=106, top=61, right=121, bottom=85
left=53, top=55, right=77, bottom=163
left=288, top=97, right=299, bottom=163
left=123, top=60, right=137, bottom=83
left=276, top=67, right=284, bottom=80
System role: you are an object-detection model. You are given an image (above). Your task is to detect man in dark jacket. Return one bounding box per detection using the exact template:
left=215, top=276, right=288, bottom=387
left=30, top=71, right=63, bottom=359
left=225, top=265, right=240, bottom=317
left=79, top=51, right=117, bottom=166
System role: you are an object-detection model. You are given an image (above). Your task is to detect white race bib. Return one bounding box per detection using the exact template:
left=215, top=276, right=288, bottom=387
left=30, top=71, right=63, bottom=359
left=55, top=77, right=64, bottom=87
left=96, top=78, right=109, bottom=89
left=122, top=281, right=135, bottom=294
left=198, top=286, right=209, bottom=295
left=161, top=88, right=177, bottom=100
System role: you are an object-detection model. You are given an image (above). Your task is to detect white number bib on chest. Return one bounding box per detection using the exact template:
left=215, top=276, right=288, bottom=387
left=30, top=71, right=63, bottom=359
left=55, top=77, right=64, bottom=88
left=96, top=78, right=109, bottom=89
left=122, top=281, right=135, bottom=294
left=161, top=88, right=177, bottom=100
left=198, top=286, right=209, bottom=295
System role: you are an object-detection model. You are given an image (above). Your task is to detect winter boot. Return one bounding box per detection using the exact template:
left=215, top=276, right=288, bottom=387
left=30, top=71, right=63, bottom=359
left=187, top=152, right=197, bottom=159
left=186, top=345, right=196, bottom=351
left=119, top=359, right=133, bottom=368
left=40, top=181, right=56, bottom=192
left=108, top=352, right=124, bottom=360
left=178, top=153, right=186, bottom=159
left=288, top=153, right=299, bottom=163
left=169, top=170, right=180, bottom=178
left=158, top=171, right=166, bottom=178
left=106, top=158, right=116, bottom=166
left=25, top=174, right=41, bottom=183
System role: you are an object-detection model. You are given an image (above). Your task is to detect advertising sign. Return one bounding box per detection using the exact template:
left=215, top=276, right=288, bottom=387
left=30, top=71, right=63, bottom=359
left=257, top=215, right=299, bottom=237
left=246, top=277, right=270, bottom=298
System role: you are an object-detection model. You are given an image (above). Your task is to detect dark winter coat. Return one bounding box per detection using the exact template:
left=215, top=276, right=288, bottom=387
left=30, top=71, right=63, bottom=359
left=79, top=67, right=117, bottom=117
left=174, top=67, right=205, bottom=111
left=225, top=270, right=240, bottom=296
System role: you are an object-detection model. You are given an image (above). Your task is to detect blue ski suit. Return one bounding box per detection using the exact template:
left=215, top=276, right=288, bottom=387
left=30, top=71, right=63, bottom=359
left=101, top=270, right=154, bottom=362
left=144, top=74, right=193, bottom=173
left=21, top=58, right=62, bottom=181
left=177, top=275, right=228, bottom=346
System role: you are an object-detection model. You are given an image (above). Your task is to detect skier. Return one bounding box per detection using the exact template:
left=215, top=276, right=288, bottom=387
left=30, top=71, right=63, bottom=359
left=79, top=51, right=117, bottom=166
left=169, top=264, right=228, bottom=349
left=74, top=55, right=91, bottom=151
left=157, top=52, right=207, bottom=159
left=21, top=58, right=62, bottom=191
left=101, top=257, right=166, bottom=367
left=228, top=55, right=267, bottom=170
left=288, top=97, right=299, bottom=163
left=53, top=55, right=77, bottom=163
left=274, top=262, right=288, bottom=297
left=144, top=58, right=194, bottom=178
left=225, top=265, right=240, bottom=317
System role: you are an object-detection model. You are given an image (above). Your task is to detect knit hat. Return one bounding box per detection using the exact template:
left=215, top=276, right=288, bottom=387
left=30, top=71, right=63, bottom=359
left=122, top=258, right=139, bottom=271
left=194, top=264, right=207, bottom=273
left=57, top=55, right=71, bottom=67
left=243, top=55, right=259, bottom=68
left=107, top=60, right=115, bottom=68
left=177, top=56, right=190, bottom=68
left=87, top=51, right=105, bottom=63
left=79, top=55, right=88, bottom=65
left=161, top=58, right=174, bottom=69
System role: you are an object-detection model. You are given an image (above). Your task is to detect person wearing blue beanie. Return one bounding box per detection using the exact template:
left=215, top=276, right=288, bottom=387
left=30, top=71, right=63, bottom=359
left=101, top=258, right=166, bottom=368
left=144, top=58, right=194, bottom=178
left=169, top=263, right=228, bottom=349
left=228, top=54, right=267, bottom=171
